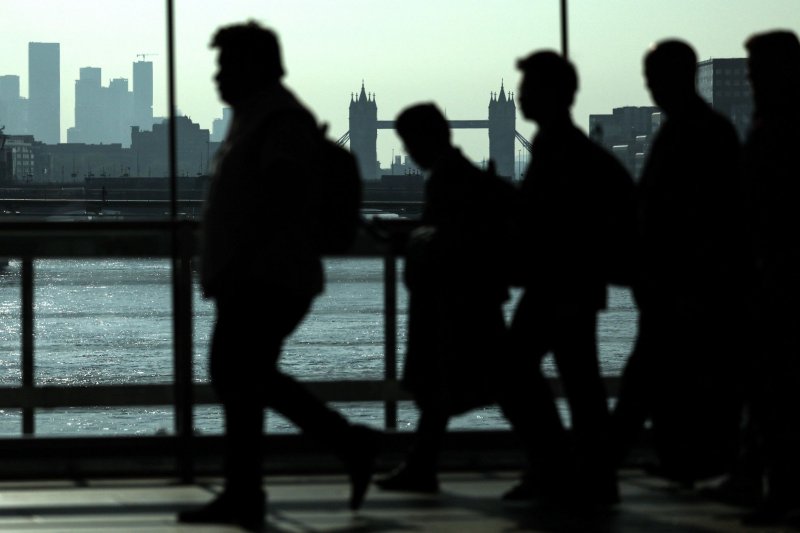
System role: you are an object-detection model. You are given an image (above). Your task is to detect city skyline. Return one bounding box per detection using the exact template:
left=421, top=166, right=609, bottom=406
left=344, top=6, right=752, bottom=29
left=2, top=1, right=798, bottom=165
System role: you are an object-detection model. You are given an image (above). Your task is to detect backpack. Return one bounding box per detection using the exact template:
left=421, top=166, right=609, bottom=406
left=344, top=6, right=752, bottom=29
left=311, top=127, right=363, bottom=254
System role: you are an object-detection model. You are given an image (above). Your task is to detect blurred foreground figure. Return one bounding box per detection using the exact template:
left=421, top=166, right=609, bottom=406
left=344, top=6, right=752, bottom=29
left=178, top=22, right=377, bottom=531
left=501, top=51, right=635, bottom=506
left=612, top=40, right=752, bottom=485
left=741, top=30, right=800, bottom=526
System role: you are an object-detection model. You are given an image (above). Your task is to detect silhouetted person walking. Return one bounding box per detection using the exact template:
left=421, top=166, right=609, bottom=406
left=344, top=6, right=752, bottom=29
left=178, top=22, right=377, bottom=531
left=741, top=30, right=800, bottom=526
left=376, top=103, right=516, bottom=493
left=611, top=40, right=752, bottom=484
left=377, top=104, right=515, bottom=492
left=501, top=51, right=634, bottom=505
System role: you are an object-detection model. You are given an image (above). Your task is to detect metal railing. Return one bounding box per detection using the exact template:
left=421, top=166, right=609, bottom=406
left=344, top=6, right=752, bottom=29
left=0, top=219, right=420, bottom=478
left=0, top=219, right=418, bottom=401
left=0, top=218, right=622, bottom=480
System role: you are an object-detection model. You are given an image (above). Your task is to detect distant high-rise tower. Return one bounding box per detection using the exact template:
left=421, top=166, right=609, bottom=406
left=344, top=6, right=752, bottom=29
left=0, top=76, right=21, bottom=101
left=133, top=60, right=154, bottom=131
left=697, top=58, right=752, bottom=140
left=68, top=67, right=102, bottom=144
left=0, top=75, right=29, bottom=134
left=68, top=68, right=134, bottom=147
left=211, top=107, right=232, bottom=142
left=28, top=42, right=60, bottom=144
left=348, top=82, right=378, bottom=180
left=488, top=82, right=516, bottom=178
left=108, top=78, right=134, bottom=145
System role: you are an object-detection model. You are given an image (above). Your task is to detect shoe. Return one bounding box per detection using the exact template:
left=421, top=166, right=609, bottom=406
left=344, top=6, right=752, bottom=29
left=178, top=489, right=266, bottom=532
left=375, top=465, right=440, bottom=493
left=343, top=424, right=381, bottom=510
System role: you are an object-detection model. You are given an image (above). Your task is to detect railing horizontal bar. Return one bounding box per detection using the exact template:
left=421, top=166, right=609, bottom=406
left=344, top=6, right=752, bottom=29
left=0, top=221, right=409, bottom=258
left=0, top=220, right=183, bottom=231
left=0, top=377, right=621, bottom=409
left=0, top=381, right=411, bottom=409
left=0, top=199, right=203, bottom=205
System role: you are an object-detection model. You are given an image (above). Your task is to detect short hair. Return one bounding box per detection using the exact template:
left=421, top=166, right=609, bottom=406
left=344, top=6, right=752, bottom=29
left=395, top=103, right=450, bottom=145
left=644, top=40, right=697, bottom=85
left=210, top=21, right=285, bottom=80
left=516, top=51, right=578, bottom=107
left=745, top=30, right=800, bottom=88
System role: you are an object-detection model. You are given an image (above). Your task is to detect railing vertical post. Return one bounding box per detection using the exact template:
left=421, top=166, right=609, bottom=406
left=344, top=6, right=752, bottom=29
left=165, top=0, right=194, bottom=482
left=173, top=222, right=194, bottom=482
left=21, top=258, right=34, bottom=435
left=383, top=251, right=398, bottom=430
left=560, top=0, right=569, bottom=59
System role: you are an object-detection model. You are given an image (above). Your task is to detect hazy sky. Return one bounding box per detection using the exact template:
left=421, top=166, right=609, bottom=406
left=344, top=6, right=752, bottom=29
left=3, top=1, right=799, bottom=167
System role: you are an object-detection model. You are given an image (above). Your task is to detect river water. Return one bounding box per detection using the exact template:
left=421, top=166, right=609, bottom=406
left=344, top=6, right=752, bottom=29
left=0, top=258, right=637, bottom=436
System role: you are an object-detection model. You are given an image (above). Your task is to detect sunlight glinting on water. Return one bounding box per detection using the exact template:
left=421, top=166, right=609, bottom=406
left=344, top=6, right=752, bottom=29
left=0, top=258, right=636, bottom=436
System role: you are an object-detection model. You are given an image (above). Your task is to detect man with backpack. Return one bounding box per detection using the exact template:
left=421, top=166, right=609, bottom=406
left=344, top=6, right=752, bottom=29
left=375, top=103, right=516, bottom=492
left=179, top=22, right=376, bottom=531
left=501, top=51, right=634, bottom=506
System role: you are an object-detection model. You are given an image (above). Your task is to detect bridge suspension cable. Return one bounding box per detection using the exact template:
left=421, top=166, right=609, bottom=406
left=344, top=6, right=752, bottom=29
left=336, top=131, right=350, bottom=146
left=515, top=131, right=533, bottom=154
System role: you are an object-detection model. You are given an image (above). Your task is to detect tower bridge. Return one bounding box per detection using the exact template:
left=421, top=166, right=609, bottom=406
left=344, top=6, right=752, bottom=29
left=342, top=82, right=531, bottom=180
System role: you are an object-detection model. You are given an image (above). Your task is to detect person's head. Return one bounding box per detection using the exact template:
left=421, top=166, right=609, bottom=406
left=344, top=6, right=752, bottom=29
left=395, top=103, right=452, bottom=170
left=210, top=21, right=284, bottom=107
left=644, top=40, right=698, bottom=113
left=745, top=30, right=800, bottom=116
left=516, top=51, right=578, bottom=124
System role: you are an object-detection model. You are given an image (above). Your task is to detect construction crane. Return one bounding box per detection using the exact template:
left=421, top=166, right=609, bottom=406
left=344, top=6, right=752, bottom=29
left=136, top=53, right=158, bottom=62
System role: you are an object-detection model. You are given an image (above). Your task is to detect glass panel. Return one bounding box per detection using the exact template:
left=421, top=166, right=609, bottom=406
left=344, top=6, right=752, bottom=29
left=181, top=1, right=556, bottom=434
left=2, top=1, right=169, bottom=220
left=571, top=0, right=800, bottom=172
left=3, top=1, right=556, bottom=438
left=570, top=1, right=800, bottom=377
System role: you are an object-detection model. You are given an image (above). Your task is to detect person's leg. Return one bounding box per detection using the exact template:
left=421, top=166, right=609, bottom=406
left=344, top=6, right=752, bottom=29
left=498, top=293, right=571, bottom=500
left=552, top=309, right=618, bottom=504
left=178, top=294, right=270, bottom=529
left=375, top=399, right=447, bottom=493
left=257, top=296, right=379, bottom=510
left=610, top=314, right=653, bottom=465
left=745, top=318, right=800, bottom=524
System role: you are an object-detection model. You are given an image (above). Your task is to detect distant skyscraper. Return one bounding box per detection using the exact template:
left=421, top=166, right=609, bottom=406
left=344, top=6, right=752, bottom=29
left=0, top=76, right=20, bottom=101
left=68, top=68, right=135, bottom=147
left=211, top=107, right=232, bottom=142
left=0, top=75, right=29, bottom=134
left=68, top=67, right=102, bottom=144
left=697, top=58, right=752, bottom=140
left=108, top=78, right=134, bottom=145
left=28, top=42, right=60, bottom=144
left=133, top=61, right=153, bottom=131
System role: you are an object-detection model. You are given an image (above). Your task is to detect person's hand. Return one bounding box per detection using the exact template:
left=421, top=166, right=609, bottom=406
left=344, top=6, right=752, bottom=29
left=409, top=225, right=436, bottom=244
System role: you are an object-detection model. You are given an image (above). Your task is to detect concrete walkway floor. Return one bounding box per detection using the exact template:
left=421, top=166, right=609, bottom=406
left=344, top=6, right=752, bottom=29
left=0, top=469, right=790, bottom=532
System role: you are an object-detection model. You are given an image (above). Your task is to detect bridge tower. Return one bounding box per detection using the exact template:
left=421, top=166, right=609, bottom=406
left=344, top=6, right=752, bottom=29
left=348, top=82, right=378, bottom=180
left=488, top=82, right=516, bottom=178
